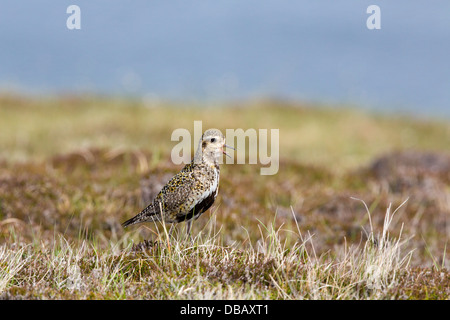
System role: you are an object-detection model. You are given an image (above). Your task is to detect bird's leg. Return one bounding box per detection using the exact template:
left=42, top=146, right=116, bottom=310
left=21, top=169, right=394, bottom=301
left=168, top=224, right=175, bottom=238
left=186, top=220, right=193, bottom=240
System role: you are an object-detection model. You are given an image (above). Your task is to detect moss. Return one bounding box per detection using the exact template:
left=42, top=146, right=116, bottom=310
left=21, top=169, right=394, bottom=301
left=388, top=268, right=450, bottom=299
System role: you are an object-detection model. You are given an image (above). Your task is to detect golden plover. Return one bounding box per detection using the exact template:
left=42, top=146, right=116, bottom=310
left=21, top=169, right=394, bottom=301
left=122, top=129, right=233, bottom=235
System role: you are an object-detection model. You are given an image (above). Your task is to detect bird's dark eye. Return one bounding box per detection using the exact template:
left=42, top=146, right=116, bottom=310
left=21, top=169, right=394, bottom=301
left=210, top=138, right=216, bottom=143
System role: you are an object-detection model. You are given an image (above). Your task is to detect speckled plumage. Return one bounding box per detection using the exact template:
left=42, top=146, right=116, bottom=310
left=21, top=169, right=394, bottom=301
left=122, top=129, right=231, bottom=234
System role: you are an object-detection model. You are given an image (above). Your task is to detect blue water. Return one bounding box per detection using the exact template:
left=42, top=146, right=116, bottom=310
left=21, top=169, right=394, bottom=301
left=0, top=1, right=449, bottom=116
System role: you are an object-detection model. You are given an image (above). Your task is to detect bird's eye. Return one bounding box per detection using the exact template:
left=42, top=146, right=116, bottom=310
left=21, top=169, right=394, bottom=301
left=210, top=138, right=216, bottom=143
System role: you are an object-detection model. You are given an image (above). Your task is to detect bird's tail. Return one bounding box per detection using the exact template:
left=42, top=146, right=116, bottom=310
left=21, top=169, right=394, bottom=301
left=121, top=215, right=141, bottom=228
left=122, top=204, right=159, bottom=228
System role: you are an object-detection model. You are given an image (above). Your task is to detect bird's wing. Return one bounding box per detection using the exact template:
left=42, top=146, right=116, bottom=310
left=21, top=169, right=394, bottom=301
left=122, top=163, right=195, bottom=227
left=154, top=164, right=196, bottom=217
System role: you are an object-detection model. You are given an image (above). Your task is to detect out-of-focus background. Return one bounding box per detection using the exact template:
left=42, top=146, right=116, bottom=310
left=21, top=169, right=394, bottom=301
left=0, top=0, right=449, bottom=116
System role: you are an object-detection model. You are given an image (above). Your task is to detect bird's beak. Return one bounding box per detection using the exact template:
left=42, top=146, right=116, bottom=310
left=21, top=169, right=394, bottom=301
left=222, top=144, right=235, bottom=158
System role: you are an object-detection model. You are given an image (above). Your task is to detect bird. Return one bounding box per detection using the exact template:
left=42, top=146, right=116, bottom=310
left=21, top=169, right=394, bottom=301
left=122, top=129, right=233, bottom=236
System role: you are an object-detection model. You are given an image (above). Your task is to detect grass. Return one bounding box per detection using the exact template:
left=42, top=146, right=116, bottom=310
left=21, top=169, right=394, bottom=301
left=0, top=202, right=424, bottom=299
left=0, top=94, right=449, bottom=299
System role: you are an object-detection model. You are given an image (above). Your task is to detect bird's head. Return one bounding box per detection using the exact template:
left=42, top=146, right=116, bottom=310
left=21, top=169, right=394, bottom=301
left=195, top=129, right=234, bottom=165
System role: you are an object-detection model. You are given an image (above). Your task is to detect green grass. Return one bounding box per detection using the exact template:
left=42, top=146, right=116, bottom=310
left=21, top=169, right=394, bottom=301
left=0, top=94, right=449, bottom=299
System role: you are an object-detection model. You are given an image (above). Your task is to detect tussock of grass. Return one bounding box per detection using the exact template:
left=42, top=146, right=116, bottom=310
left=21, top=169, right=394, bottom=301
left=0, top=245, right=30, bottom=293
left=0, top=200, right=422, bottom=299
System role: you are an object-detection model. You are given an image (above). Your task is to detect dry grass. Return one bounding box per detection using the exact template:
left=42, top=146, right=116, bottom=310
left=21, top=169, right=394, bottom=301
left=1, top=199, right=441, bottom=300
left=0, top=94, right=449, bottom=299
